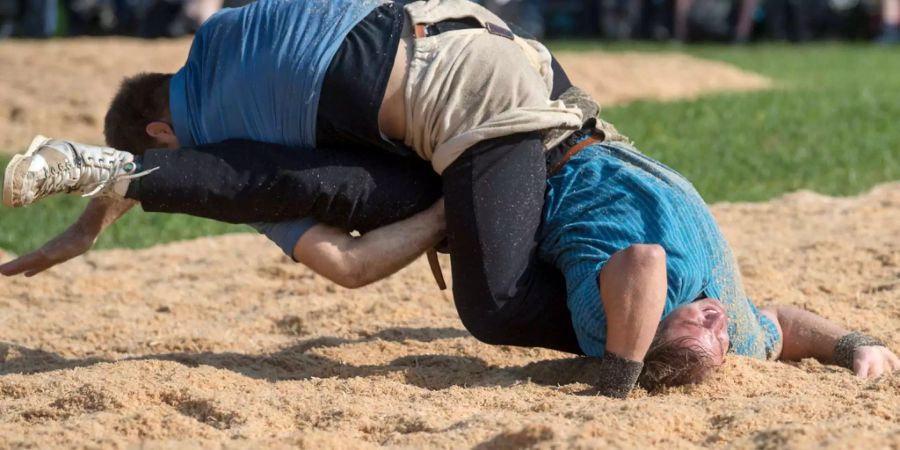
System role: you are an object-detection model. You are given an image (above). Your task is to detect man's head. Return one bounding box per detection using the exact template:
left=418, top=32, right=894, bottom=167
left=638, top=298, right=730, bottom=390
left=104, top=72, right=179, bottom=154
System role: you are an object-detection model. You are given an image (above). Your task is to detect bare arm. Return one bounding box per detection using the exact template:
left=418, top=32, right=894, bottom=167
left=589, top=244, right=668, bottom=397
left=760, top=305, right=846, bottom=362
left=762, top=305, right=900, bottom=378
left=600, top=244, right=668, bottom=362
left=292, top=199, right=445, bottom=289
left=1, top=198, right=136, bottom=277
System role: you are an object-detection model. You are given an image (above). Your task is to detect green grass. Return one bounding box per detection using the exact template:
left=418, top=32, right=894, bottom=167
left=0, top=163, right=247, bottom=255
left=549, top=42, right=900, bottom=202
left=2, top=43, right=899, bottom=254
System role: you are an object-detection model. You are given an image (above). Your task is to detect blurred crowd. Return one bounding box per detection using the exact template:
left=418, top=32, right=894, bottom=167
left=0, top=0, right=250, bottom=38
left=481, top=0, right=900, bottom=44
left=0, top=0, right=897, bottom=44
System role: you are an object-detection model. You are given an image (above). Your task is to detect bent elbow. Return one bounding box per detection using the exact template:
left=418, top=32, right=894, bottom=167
left=334, top=275, right=370, bottom=289
left=333, top=278, right=365, bottom=289
left=332, top=262, right=373, bottom=289
left=621, top=244, right=666, bottom=269
left=325, top=267, right=365, bottom=289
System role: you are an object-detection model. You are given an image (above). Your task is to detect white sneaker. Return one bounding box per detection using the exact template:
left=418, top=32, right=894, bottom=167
left=3, top=135, right=157, bottom=208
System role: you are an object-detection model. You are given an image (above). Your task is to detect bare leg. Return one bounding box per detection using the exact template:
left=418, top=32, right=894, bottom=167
left=885, top=0, right=900, bottom=26
left=734, top=0, right=761, bottom=43
left=183, top=0, right=224, bottom=25
left=879, top=0, right=900, bottom=44
left=674, top=0, right=694, bottom=42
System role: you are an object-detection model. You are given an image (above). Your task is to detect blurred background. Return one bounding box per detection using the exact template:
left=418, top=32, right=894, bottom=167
left=0, top=0, right=898, bottom=44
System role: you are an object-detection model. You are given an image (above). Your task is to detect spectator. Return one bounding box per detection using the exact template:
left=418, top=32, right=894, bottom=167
left=483, top=0, right=544, bottom=38
left=763, top=0, right=815, bottom=41
left=183, top=0, right=223, bottom=26
left=130, top=0, right=249, bottom=38
left=15, top=0, right=57, bottom=37
left=67, top=0, right=118, bottom=36
left=540, top=0, right=601, bottom=37
left=0, top=0, right=16, bottom=38
left=674, top=0, right=761, bottom=42
left=639, top=0, right=675, bottom=40
left=879, top=0, right=900, bottom=44
left=734, top=0, right=763, bottom=42
left=600, top=0, right=642, bottom=40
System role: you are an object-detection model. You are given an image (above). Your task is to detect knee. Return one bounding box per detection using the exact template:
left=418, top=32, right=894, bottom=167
left=466, top=327, right=509, bottom=346
left=456, top=312, right=510, bottom=346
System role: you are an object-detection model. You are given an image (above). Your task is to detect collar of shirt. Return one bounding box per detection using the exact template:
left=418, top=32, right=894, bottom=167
left=169, top=67, right=196, bottom=148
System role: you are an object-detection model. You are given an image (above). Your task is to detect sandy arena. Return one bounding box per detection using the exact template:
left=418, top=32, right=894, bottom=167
left=1, top=39, right=898, bottom=449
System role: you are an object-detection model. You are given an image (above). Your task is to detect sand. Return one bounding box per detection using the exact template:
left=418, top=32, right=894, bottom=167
left=555, top=51, right=772, bottom=107
left=0, top=38, right=189, bottom=155
left=1, top=183, right=899, bottom=449
left=0, top=38, right=771, bottom=155
left=1, top=38, right=897, bottom=449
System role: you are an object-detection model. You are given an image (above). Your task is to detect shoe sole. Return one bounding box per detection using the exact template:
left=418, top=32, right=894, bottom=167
left=2, top=135, right=50, bottom=208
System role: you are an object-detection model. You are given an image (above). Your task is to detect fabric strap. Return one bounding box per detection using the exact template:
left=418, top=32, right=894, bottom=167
left=596, top=352, right=644, bottom=398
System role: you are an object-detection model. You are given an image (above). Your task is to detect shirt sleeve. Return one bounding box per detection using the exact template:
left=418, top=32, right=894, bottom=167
left=752, top=303, right=783, bottom=360
left=727, top=297, right=783, bottom=360
left=249, top=218, right=319, bottom=261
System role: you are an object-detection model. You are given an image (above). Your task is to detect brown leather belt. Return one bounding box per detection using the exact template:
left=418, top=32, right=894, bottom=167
left=414, top=18, right=514, bottom=40
left=426, top=249, right=447, bottom=290
left=547, top=133, right=603, bottom=177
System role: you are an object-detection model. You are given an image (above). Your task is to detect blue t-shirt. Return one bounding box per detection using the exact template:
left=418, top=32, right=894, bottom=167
left=169, top=0, right=381, bottom=148
left=168, top=0, right=380, bottom=252
left=539, top=141, right=782, bottom=359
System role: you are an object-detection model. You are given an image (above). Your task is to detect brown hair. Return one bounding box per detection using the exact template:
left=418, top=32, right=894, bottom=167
left=638, top=333, right=717, bottom=391
left=104, top=72, right=173, bottom=155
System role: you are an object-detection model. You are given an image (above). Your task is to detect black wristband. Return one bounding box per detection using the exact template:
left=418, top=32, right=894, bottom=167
left=596, top=352, right=644, bottom=398
left=833, top=332, right=884, bottom=370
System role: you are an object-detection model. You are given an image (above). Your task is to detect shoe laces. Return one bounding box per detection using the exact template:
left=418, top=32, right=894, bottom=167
left=32, top=145, right=158, bottom=198
left=81, top=167, right=159, bottom=197
left=79, top=153, right=159, bottom=198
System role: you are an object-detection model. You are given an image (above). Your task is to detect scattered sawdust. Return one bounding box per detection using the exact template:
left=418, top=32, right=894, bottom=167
left=555, top=51, right=773, bottom=108
left=0, top=38, right=190, bottom=155
left=1, top=183, right=899, bottom=449
left=0, top=39, right=771, bottom=154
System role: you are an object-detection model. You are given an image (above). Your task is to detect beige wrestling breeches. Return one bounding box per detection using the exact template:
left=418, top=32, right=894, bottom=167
left=402, top=0, right=584, bottom=174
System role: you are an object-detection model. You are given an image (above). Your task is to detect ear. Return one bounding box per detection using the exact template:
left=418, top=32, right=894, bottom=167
left=145, top=121, right=174, bottom=140
left=145, top=121, right=180, bottom=149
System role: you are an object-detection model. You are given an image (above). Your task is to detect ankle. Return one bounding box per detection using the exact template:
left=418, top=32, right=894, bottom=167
left=113, top=156, right=143, bottom=198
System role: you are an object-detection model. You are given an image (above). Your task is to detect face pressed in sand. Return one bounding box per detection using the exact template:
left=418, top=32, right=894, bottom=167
left=660, top=298, right=731, bottom=368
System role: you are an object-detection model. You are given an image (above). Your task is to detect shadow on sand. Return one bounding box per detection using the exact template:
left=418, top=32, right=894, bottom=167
left=0, top=327, right=603, bottom=393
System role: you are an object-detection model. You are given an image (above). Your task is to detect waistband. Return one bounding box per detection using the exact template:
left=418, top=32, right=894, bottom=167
left=545, top=121, right=606, bottom=177
left=412, top=14, right=514, bottom=40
